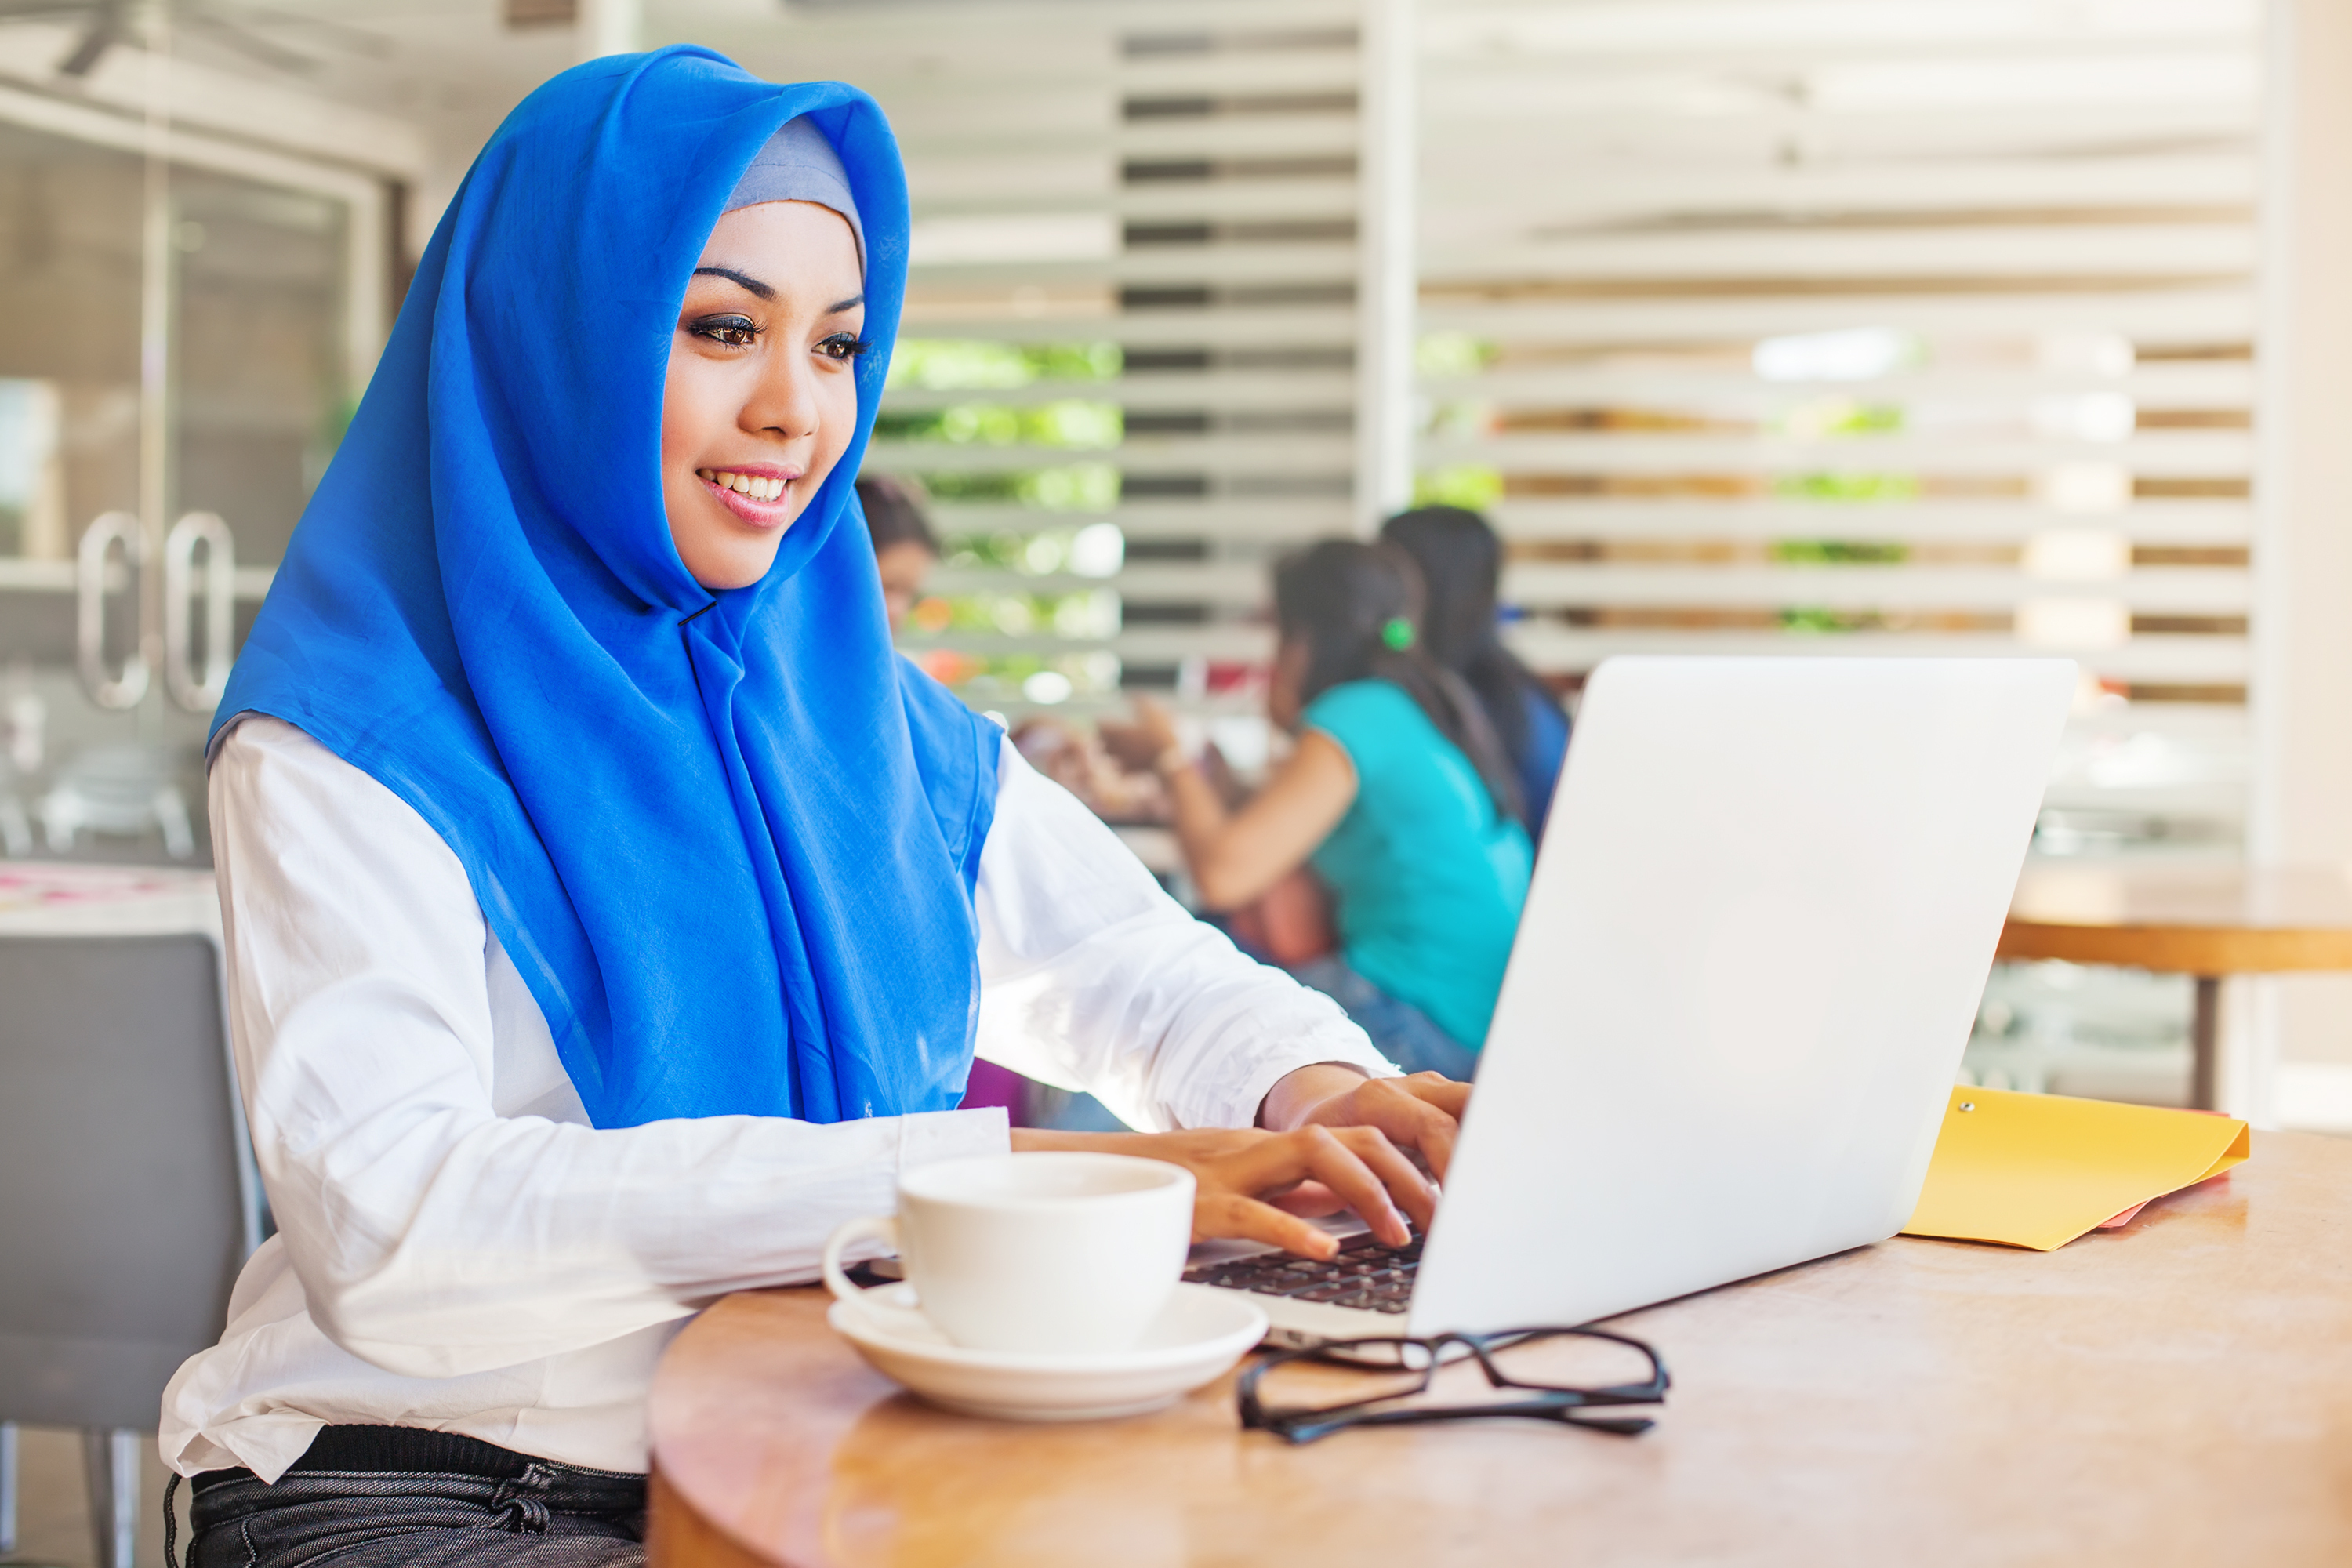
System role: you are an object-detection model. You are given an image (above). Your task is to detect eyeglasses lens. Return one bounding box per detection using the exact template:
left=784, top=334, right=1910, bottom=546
left=1479, top=1330, right=1659, bottom=1396
left=1253, top=1348, right=1429, bottom=1417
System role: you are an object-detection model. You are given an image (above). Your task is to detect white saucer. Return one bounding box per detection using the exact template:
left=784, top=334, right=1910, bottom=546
left=826, top=1282, right=1269, bottom=1422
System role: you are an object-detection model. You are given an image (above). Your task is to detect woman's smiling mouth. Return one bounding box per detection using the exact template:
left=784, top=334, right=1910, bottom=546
left=698, top=463, right=803, bottom=524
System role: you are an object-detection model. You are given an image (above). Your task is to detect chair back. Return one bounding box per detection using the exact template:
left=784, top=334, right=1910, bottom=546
left=0, top=931, right=253, bottom=1428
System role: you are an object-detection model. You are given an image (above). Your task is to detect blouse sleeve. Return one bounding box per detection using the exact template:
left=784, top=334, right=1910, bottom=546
left=209, top=717, right=1008, bottom=1381
left=971, top=739, right=1397, bottom=1132
left=1300, top=679, right=1407, bottom=777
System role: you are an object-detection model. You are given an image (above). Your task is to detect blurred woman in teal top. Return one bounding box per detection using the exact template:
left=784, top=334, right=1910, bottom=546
left=1301, top=677, right=1533, bottom=1053
left=1106, top=541, right=1533, bottom=1077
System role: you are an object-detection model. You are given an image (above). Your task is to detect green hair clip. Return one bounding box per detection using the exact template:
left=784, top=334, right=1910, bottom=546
left=1381, top=617, right=1416, bottom=652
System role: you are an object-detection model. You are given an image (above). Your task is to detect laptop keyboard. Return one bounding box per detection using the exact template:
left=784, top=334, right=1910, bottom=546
left=1183, top=1233, right=1421, bottom=1314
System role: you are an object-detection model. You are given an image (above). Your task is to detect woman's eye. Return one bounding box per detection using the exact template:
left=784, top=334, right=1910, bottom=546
left=688, top=314, right=759, bottom=348
left=815, top=333, right=873, bottom=362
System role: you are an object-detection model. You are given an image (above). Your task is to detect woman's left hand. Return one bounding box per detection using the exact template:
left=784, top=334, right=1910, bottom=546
left=1259, top=1064, right=1471, bottom=1181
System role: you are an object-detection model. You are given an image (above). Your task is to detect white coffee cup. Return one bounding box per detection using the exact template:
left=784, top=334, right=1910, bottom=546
left=821, top=1152, right=1196, bottom=1356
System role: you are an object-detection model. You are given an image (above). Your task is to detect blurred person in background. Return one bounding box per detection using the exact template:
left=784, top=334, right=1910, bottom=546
left=1381, top=504, right=1571, bottom=837
left=1105, top=540, right=1533, bottom=1080
left=855, top=471, right=937, bottom=631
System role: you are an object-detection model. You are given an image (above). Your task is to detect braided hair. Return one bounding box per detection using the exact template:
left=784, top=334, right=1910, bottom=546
left=1272, top=539, right=1524, bottom=825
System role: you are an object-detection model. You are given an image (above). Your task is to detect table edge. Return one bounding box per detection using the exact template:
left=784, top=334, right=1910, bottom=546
left=1998, top=917, right=2352, bottom=972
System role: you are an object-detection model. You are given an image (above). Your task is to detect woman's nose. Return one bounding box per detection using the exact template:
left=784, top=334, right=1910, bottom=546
left=744, top=349, right=820, bottom=441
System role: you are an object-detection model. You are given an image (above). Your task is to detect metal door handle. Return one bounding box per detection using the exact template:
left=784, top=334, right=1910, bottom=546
left=164, top=510, right=235, bottom=712
left=75, top=511, right=148, bottom=710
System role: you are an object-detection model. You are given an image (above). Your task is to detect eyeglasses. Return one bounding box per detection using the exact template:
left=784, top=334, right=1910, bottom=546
left=1236, top=1326, right=1670, bottom=1445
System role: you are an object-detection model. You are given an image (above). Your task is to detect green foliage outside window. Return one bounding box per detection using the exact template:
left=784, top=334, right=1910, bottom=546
left=915, top=464, right=1122, bottom=511
left=1414, top=465, right=1505, bottom=510
left=913, top=589, right=1120, bottom=640
left=887, top=340, right=1122, bottom=390
left=1416, top=332, right=1498, bottom=378
left=1768, top=539, right=1911, bottom=564
left=873, top=401, right=1121, bottom=449
left=1779, top=608, right=1877, bottom=633
left=1775, top=398, right=1905, bottom=437
left=1773, top=472, right=1920, bottom=503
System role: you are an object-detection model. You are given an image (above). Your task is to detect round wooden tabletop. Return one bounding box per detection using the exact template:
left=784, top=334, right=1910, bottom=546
left=1999, top=862, right=2352, bottom=974
left=647, top=1132, right=2352, bottom=1568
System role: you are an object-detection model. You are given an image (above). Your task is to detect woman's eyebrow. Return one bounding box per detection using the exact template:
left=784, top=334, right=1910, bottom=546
left=827, top=293, right=866, bottom=315
left=692, top=265, right=774, bottom=300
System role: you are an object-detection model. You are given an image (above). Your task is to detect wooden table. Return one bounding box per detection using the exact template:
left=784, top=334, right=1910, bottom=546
left=647, top=1131, right=2352, bottom=1568
left=2000, top=863, right=2352, bottom=1109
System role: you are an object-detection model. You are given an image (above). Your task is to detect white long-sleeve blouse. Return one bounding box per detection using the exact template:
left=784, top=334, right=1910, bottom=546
left=160, top=714, right=1392, bottom=1483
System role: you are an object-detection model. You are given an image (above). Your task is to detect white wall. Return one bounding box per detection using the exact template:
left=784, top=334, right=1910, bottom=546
left=2255, top=0, right=2352, bottom=1125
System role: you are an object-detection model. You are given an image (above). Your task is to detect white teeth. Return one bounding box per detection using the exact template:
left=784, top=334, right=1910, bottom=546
left=700, top=469, right=786, bottom=502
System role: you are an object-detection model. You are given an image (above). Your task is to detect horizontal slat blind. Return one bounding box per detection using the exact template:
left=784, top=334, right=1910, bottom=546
left=1418, top=0, right=2263, bottom=849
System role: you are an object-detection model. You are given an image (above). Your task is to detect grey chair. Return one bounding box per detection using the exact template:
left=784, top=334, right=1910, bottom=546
left=0, top=930, right=262, bottom=1568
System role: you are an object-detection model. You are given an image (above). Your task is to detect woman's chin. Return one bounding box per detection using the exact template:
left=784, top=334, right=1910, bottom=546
left=682, top=537, right=787, bottom=592
left=672, top=505, right=799, bottom=591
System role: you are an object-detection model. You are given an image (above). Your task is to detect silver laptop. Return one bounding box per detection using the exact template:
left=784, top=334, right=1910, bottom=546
left=1189, top=655, right=2075, bottom=1345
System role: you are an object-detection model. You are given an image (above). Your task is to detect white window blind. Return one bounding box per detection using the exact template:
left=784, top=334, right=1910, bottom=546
left=1417, top=0, right=2263, bottom=851
left=733, top=1, right=1380, bottom=721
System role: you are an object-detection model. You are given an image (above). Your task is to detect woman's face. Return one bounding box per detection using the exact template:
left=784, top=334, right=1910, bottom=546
left=873, top=539, right=935, bottom=632
left=662, top=200, right=866, bottom=591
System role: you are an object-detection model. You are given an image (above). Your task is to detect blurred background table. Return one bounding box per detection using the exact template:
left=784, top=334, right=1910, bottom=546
left=2001, top=864, right=2352, bottom=1109
left=646, top=1131, right=2352, bottom=1568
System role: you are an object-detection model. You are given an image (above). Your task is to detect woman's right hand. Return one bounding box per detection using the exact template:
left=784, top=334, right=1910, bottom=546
left=1010, top=1123, right=1433, bottom=1259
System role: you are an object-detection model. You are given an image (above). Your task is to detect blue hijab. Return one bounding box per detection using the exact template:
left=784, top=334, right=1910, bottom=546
left=212, top=48, right=999, bottom=1128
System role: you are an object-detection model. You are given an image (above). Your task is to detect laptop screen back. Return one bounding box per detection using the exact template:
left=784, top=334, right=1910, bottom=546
left=1411, top=656, right=2074, bottom=1334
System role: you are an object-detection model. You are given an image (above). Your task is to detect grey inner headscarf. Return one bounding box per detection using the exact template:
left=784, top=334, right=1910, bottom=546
left=724, top=115, right=865, bottom=274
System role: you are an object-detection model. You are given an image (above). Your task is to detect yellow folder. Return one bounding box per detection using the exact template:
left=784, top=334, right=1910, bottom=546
left=1901, top=1086, right=2250, bottom=1252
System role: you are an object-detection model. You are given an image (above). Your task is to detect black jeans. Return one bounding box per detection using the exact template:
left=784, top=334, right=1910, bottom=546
left=182, top=1427, right=646, bottom=1568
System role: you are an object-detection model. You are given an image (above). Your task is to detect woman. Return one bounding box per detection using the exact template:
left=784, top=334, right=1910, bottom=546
left=855, top=471, right=937, bottom=631
left=1380, top=505, right=1571, bottom=835
left=1105, top=542, right=1534, bottom=1081
left=164, top=52, right=1462, bottom=1567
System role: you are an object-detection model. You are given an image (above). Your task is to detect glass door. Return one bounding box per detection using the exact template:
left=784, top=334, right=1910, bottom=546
left=0, top=100, right=388, bottom=866
left=173, top=169, right=354, bottom=583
